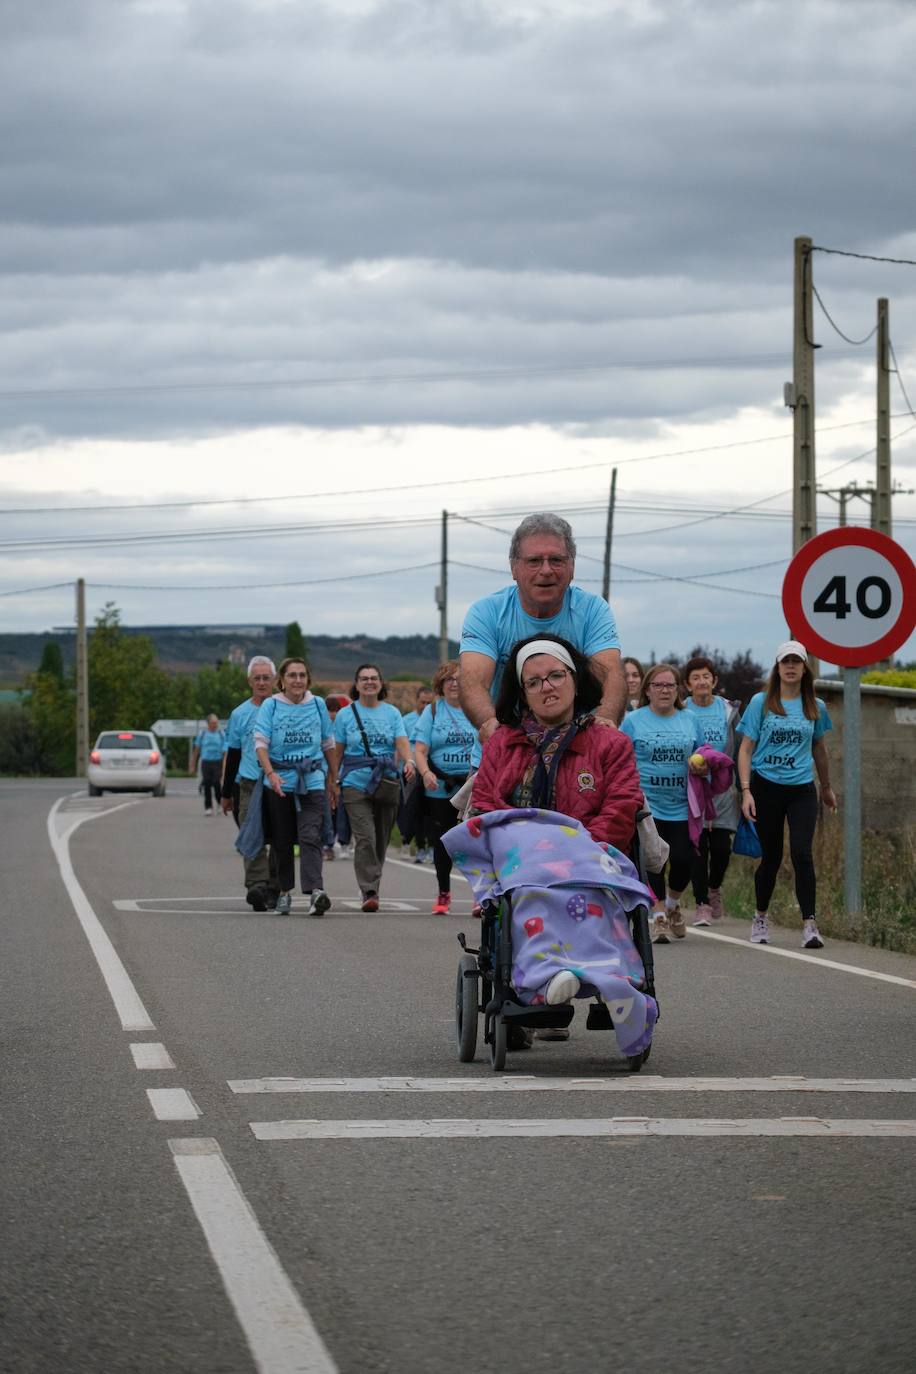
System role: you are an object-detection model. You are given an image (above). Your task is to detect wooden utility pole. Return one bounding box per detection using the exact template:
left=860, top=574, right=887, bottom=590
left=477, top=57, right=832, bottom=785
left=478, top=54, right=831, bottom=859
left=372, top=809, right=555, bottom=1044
left=75, top=578, right=89, bottom=777
left=436, top=510, right=449, bottom=664
left=601, top=467, right=617, bottom=603
left=791, top=236, right=818, bottom=554
left=874, top=297, right=892, bottom=537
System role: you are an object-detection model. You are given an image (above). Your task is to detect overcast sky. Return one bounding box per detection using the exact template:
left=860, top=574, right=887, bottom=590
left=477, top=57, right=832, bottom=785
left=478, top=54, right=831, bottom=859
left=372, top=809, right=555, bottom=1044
left=1, top=0, right=914, bottom=666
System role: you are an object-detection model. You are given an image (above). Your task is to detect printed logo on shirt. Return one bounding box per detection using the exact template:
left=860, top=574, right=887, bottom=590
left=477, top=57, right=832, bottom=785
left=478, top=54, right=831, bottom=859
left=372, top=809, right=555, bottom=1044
left=766, top=726, right=805, bottom=748
left=650, top=743, right=689, bottom=764
left=577, top=770, right=596, bottom=792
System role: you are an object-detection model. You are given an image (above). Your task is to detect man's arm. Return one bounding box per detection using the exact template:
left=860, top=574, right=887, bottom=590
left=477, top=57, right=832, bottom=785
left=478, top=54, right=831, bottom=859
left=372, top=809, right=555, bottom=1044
left=589, top=648, right=626, bottom=726
left=459, top=651, right=499, bottom=743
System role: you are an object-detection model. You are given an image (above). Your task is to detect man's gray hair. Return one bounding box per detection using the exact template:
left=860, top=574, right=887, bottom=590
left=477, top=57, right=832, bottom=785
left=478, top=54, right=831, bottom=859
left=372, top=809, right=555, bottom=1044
left=509, top=513, right=576, bottom=563
left=247, top=655, right=276, bottom=677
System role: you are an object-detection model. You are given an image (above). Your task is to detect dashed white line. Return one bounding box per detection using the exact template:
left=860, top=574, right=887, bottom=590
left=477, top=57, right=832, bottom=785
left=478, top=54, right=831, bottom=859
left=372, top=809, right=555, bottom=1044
left=170, top=1138, right=338, bottom=1374
left=47, top=796, right=155, bottom=1032
left=250, top=1116, right=916, bottom=1140
left=148, top=1087, right=201, bottom=1120
left=228, top=1075, right=916, bottom=1096
left=131, top=1042, right=175, bottom=1070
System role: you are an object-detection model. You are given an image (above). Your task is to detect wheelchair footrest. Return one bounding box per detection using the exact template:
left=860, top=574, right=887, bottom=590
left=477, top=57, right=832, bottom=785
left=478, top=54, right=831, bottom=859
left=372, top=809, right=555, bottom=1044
left=500, top=1002, right=574, bottom=1029
left=586, top=1002, right=613, bottom=1030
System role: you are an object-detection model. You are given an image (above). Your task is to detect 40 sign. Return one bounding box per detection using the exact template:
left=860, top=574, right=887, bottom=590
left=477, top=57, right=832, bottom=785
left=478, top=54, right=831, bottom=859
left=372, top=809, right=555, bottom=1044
left=782, top=528, right=916, bottom=667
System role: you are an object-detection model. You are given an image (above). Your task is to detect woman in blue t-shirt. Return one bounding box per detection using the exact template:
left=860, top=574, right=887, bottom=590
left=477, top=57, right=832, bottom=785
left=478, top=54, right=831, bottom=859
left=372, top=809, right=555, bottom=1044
left=683, top=654, right=740, bottom=926
left=333, top=663, right=415, bottom=911
left=253, top=658, right=337, bottom=918
left=413, top=661, right=475, bottom=915
left=620, top=662, right=704, bottom=944
left=736, top=641, right=835, bottom=950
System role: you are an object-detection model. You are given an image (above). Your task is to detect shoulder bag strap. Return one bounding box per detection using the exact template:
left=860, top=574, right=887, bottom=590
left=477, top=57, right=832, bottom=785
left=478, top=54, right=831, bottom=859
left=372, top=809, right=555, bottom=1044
left=350, top=703, right=374, bottom=757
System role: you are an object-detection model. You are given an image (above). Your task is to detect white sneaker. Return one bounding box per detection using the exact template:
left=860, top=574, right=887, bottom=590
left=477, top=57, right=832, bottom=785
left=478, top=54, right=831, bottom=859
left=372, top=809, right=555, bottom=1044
left=651, top=912, right=671, bottom=944
left=545, top=971, right=580, bottom=1004
left=274, top=893, right=292, bottom=916
left=802, top=919, right=824, bottom=949
left=750, top=914, right=769, bottom=944
left=307, top=890, right=331, bottom=918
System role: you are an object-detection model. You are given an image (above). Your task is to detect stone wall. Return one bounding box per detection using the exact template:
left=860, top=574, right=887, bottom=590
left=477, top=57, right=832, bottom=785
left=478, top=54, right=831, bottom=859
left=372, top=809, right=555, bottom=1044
left=814, top=681, right=916, bottom=833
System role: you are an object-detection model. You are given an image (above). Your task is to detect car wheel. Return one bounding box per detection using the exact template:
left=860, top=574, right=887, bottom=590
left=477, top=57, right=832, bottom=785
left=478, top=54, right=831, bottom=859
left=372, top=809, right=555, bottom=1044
left=89, top=784, right=103, bottom=797
left=152, top=783, right=166, bottom=797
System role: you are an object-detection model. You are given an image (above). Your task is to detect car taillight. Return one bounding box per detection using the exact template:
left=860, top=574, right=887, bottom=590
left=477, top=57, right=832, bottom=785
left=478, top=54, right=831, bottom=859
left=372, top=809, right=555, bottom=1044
left=90, top=750, right=101, bottom=764
left=149, top=750, right=160, bottom=764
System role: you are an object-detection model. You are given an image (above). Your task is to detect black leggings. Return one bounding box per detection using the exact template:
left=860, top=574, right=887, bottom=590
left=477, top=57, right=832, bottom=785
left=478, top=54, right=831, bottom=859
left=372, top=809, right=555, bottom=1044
left=647, top=819, right=693, bottom=901
left=422, top=794, right=462, bottom=892
left=691, top=828, right=733, bottom=904
left=750, top=772, right=818, bottom=918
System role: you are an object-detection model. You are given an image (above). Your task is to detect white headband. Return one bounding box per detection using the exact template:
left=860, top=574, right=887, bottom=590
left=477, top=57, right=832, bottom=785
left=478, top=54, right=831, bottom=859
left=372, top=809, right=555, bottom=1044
left=516, top=640, right=577, bottom=682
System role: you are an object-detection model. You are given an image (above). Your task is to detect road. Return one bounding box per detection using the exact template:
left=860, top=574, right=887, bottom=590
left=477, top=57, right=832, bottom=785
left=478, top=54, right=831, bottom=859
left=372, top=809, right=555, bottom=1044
left=2, top=777, right=915, bottom=1373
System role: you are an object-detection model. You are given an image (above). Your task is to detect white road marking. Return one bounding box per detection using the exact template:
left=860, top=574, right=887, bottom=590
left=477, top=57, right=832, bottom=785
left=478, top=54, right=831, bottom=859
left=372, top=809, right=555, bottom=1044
left=148, top=1087, right=201, bottom=1120
left=687, top=926, right=916, bottom=989
left=229, top=1075, right=916, bottom=1096
left=131, top=1042, right=175, bottom=1070
left=47, top=796, right=155, bottom=1032
left=385, top=854, right=470, bottom=883
left=170, top=1138, right=338, bottom=1374
left=338, top=899, right=432, bottom=912
left=251, top=1116, right=916, bottom=1140
left=113, top=896, right=473, bottom=914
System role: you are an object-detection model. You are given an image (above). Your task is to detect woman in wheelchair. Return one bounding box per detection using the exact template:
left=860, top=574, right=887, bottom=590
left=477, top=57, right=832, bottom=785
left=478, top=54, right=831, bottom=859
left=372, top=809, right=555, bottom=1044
left=470, top=634, right=644, bottom=852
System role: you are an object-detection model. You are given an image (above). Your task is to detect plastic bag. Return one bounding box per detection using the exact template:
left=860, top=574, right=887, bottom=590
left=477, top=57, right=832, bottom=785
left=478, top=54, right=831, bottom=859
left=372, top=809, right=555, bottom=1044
left=733, top=815, right=762, bottom=858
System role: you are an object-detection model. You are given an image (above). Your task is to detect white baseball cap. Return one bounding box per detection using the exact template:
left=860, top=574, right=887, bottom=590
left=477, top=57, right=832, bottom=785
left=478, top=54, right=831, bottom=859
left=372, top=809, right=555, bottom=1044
left=775, top=640, right=808, bottom=663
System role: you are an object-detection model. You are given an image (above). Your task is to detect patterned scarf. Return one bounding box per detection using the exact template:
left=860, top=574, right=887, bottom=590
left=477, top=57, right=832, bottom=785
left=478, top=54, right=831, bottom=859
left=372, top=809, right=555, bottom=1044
left=514, top=710, right=593, bottom=810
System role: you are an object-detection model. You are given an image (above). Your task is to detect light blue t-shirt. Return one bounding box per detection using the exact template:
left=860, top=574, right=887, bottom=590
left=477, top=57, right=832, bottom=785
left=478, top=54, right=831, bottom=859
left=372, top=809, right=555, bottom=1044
left=333, top=702, right=407, bottom=794
left=460, top=583, right=620, bottom=764
left=254, top=694, right=333, bottom=794
left=620, top=707, right=703, bottom=821
left=684, top=696, right=731, bottom=752
left=195, top=728, right=227, bottom=763
left=736, top=693, right=832, bottom=785
left=226, top=699, right=262, bottom=782
left=413, top=700, right=475, bottom=799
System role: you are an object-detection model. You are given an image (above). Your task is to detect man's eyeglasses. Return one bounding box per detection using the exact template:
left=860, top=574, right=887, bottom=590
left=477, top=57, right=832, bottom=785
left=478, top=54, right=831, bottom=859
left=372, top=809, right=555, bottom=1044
left=517, top=555, right=571, bottom=572
left=522, top=668, right=572, bottom=693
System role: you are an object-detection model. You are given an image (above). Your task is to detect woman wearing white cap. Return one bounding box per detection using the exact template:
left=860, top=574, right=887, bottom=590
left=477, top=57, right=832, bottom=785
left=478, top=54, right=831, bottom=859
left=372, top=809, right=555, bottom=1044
left=736, top=641, right=836, bottom=948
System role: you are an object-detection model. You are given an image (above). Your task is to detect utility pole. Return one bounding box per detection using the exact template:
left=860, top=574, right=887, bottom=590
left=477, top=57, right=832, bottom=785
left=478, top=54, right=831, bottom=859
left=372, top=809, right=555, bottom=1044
left=75, top=578, right=89, bottom=777
left=788, top=236, right=818, bottom=554
left=874, top=297, right=892, bottom=537
left=601, top=467, right=617, bottom=603
left=436, top=510, right=449, bottom=664
left=818, top=482, right=875, bottom=527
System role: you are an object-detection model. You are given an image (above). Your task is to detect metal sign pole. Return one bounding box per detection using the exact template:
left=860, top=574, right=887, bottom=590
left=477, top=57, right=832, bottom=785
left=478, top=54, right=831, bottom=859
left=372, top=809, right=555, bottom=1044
left=843, top=665, right=862, bottom=929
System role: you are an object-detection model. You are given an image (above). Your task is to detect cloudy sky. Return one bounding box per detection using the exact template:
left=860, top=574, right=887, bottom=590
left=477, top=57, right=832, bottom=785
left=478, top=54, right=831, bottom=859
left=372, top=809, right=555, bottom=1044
left=1, top=0, right=915, bottom=666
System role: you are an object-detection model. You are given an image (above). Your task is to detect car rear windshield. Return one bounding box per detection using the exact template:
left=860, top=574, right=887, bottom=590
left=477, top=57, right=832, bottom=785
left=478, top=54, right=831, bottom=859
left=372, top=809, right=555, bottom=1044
left=97, top=733, right=155, bottom=750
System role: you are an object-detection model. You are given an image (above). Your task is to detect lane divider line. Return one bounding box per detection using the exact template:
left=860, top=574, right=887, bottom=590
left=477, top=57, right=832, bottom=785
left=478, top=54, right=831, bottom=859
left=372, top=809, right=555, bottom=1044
left=385, top=854, right=470, bottom=884
left=228, top=1075, right=916, bottom=1096
left=47, top=796, right=155, bottom=1032
left=686, top=926, right=916, bottom=989
left=169, top=1138, right=339, bottom=1374
left=131, top=1043, right=176, bottom=1070
left=148, top=1088, right=201, bottom=1121
left=250, top=1116, right=916, bottom=1141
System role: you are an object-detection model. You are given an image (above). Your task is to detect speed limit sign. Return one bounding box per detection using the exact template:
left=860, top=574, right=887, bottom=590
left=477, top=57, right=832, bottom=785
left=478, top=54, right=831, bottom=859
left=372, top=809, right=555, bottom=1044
left=782, top=528, right=915, bottom=667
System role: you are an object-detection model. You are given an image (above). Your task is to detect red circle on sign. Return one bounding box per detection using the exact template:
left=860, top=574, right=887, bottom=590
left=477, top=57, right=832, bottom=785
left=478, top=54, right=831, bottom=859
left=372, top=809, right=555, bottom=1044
left=782, top=527, right=916, bottom=667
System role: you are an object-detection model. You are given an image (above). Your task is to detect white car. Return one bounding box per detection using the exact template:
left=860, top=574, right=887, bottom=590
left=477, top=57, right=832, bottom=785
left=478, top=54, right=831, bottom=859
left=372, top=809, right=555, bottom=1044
left=88, top=730, right=166, bottom=796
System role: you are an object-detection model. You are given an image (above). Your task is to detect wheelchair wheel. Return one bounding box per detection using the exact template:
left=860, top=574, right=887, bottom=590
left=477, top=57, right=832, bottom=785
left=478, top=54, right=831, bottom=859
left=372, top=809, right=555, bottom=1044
left=642, top=1040, right=652, bottom=1065
left=627, top=1050, right=645, bottom=1073
left=455, top=954, right=478, bottom=1062
left=489, top=1015, right=507, bottom=1071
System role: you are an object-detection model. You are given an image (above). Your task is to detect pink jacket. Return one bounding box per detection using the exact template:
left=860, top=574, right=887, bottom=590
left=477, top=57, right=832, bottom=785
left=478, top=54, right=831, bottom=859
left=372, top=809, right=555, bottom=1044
left=686, top=744, right=735, bottom=849
left=472, top=722, right=645, bottom=852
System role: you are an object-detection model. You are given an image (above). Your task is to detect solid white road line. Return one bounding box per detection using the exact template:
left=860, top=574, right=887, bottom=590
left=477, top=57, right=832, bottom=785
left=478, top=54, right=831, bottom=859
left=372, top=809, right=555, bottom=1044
left=687, top=926, right=916, bottom=989
left=170, top=1139, right=338, bottom=1374
left=251, top=1117, right=916, bottom=1141
left=385, top=854, right=470, bottom=883
left=228, top=1075, right=916, bottom=1096
left=131, top=1042, right=175, bottom=1070
left=148, top=1087, right=201, bottom=1120
left=47, top=796, right=155, bottom=1032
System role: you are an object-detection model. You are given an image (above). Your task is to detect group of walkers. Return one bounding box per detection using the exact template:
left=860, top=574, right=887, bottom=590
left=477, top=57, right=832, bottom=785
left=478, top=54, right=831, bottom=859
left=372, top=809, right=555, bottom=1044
left=210, top=511, right=835, bottom=952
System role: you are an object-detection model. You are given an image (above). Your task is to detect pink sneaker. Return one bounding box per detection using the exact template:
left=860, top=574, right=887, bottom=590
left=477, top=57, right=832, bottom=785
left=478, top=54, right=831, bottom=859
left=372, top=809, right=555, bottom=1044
left=431, top=892, right=451, bottom=915
left=692, top=903, right=713, bottom=927
left=708, top=888, right=725, bottom=922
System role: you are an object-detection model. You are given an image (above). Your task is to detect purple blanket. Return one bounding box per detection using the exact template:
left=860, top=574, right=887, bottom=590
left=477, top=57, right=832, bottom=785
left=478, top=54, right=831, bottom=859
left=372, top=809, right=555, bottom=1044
left=442, top=808, right=658, bottom=1057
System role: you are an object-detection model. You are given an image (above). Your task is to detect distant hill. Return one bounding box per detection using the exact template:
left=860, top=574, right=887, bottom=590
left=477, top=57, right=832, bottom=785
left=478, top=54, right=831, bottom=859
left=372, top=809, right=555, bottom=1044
left=0, top=626, right=460, bottom=685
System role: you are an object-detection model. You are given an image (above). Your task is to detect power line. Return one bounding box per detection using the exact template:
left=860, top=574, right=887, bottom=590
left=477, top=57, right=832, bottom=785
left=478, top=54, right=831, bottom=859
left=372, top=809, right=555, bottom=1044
left=811, top=281, right=878, bottom=346
left=889, top=340, right=916, bottom=420
left=812, top=245, right=916, bottom=268
left=0, top=580, right=74, bottom=599
left=91, top=562, right=440, bottom=593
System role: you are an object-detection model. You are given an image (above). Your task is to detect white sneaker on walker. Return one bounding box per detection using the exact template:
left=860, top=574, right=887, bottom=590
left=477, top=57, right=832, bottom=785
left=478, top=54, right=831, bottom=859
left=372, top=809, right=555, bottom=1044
left=750, top=914, right=769, bottom=944
left=802, top=919, right=824, bottom=949
left=545, top=971, right=580, bottom=1005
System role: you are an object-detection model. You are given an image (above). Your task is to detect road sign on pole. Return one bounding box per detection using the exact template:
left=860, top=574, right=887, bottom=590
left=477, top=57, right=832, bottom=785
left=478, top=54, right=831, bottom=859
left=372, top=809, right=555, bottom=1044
left=782, top=528, right=916, bottom=927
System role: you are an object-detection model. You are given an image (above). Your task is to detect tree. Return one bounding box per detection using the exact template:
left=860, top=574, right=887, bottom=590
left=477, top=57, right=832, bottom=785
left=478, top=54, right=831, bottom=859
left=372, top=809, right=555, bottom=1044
left=284, top=621, right=307, bottom=661
left=88, top=604, right=172, bottom=737
left=38, top=641, right=65, bottom=681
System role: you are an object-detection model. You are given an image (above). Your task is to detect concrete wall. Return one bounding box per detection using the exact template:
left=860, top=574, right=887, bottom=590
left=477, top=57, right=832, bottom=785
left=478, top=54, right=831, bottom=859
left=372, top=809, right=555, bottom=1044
left=814, top=681, right=916, bottom=833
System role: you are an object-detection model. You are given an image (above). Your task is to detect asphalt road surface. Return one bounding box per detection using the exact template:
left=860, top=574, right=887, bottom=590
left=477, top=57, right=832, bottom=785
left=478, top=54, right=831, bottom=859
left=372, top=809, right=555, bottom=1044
left=3, top=778, right=915, bottom=1374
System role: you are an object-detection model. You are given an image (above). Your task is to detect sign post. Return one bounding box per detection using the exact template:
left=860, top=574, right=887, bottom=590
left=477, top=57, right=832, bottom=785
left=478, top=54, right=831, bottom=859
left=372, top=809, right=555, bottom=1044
left=782, top=528, right=916, bottom=928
